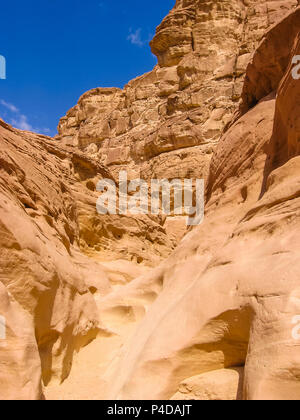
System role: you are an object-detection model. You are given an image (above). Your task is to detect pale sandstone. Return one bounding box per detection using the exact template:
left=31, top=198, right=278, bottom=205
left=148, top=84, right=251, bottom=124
left=56, top=0, right=298, bottom=239
left=98, top=10, right=300, bottom=400
left=57, top=0, right=298, bottom=185
left=171, top=368, right=244, bottom=400
left=1, top=0, right=300, bottom=401
left=0, top=120, right=167, bottom=399
left=0, top=122, right=107, bottom=399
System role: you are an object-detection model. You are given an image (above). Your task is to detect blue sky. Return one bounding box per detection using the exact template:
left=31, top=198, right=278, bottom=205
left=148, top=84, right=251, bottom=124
left=0, top=0, right=174, bottom=136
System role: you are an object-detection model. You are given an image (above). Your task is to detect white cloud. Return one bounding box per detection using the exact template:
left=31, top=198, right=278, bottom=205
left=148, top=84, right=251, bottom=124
left=0, top=99, right=19, bottom=113
left=10, top=114, right=33, bottom=131
left=0, top=98, right=51, bottom=135
left=127, top=28, right=145, bottom=47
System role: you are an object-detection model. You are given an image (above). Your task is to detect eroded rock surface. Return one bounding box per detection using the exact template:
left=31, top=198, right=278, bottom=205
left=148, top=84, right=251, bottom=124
left=0, top=120, right=169, bottom=399
left=0, top=122, right=106, bottom=399
left=56, top=0, right=299, bottom=238
left=97, top=8, right=300, bottom=400
left=171, top=368, right=244, bottom=400
left=1, top=0, right=300, bottom=401
left=57, top=0, right=298, bottom=184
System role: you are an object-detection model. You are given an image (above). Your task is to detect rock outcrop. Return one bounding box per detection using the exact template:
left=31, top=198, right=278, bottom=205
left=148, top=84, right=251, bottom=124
left=171, top=368, right=244, bottom=400
left=94, top=7, right=300, bottom=400
left=0, top=121, right=106, bottom=399
left=56, top=0, right=299, bottom=238
left=0, top=119, right=170, bottom=399
left=1, top=0, right=300, bottom=401
left=57, top=0, right=298, bottom=183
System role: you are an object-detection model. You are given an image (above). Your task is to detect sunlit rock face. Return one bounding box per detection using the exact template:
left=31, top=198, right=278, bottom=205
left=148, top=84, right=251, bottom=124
left=57, top=0, right=298, bottom=184
left=56, top=0, right=298, bottom=245
left=0, top=120, right=172, bottom=400
left=1, top=0, right=300, bottom=401
left=0, top=122, right=107, bottom=399
left=97, top=7, right=300, bottom=401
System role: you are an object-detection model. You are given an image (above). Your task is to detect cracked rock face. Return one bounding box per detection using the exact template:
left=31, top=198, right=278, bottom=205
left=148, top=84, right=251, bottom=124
left=56, top=0, right=299, bottom=242
left=57, top=0, right=298, bottom=184
left=1, top=0, right=300, bottom=401
left=0, top=120, right=173, bottom=399
left=96, top=7, right=300, bottom=400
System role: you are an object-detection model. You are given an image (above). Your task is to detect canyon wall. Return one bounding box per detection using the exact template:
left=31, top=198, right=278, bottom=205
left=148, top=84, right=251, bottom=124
left=57, top=0, right=298, bottom=183
left=56, top=0, right=299, bottom=240
left=0, top=0, right=300, bottom=400
left=0, top=119, right=171, bottom=399
left=98, top=6, right=300, bottom=400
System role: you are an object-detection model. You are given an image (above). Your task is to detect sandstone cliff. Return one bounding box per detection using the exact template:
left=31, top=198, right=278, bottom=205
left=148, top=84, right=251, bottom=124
left=0, top=119, right=171, bottom=399
left=56, top=0, right=299, bottom=241
left=95, top=6, right=300, bottom=400
left=1, top=0, right=300, bottom=401
left=57, top=0, right=298, bottom=183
